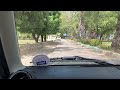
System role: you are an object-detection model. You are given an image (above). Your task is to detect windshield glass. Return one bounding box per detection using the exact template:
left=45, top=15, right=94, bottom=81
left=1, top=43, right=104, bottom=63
left=15, top=11, right=120, bottom=66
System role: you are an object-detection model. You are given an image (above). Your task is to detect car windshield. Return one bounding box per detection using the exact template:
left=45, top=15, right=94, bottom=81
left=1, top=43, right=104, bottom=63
left=15, top=11, right=120, bottom=66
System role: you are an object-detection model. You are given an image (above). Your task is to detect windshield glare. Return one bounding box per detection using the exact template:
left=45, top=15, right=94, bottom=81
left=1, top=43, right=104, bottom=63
left=15, top=11, right=120, bottom=66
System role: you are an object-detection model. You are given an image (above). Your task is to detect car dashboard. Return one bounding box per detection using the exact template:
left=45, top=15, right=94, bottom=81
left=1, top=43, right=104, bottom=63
left=9, top=65, right=120, bottom=79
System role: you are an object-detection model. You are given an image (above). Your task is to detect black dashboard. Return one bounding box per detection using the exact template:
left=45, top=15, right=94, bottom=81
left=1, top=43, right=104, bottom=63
left=9, top=66, right=120, bottom=79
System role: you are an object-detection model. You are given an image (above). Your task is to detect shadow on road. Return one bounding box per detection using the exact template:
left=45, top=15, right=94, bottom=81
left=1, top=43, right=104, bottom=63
left=54, top=46, right=92, bottom=51
left=20, top=41, right=61, bottom=57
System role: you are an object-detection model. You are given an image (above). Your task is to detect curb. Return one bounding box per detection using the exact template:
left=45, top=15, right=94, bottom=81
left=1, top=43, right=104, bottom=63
left=76, top=41, right=120, bottom=58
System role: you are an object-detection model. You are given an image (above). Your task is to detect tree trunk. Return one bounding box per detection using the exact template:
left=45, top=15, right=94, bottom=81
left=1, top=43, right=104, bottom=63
left=41, top=35, right=44, bottom=42
left=100, top=33, right=104, bottom=40
left=32, top=33, right=39, bottom=43
left=99, top=28, right=110, bottom=40
left=96, top=24, right=99, bottom=39
left=77, top=11, right=86, bottom=39
left=100, top=36, right=102, bottom=40
left=89, top=30, right=96, bottom=39
left=44, top=35, right=47, bottom=42
left=111, top=12, right=120, bottom=51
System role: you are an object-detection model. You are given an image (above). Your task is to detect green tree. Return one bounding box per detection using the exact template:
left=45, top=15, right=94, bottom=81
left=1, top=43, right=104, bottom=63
left=15, top=11, right=45, bottom=43
left=59, top=11, right=80, bottom=38
left=83, top=11, right=117, bottom=40
left=43, top=11, right=61, bottom=41
left=111, top=11, right=120, bottom=51
left=15, top=11, right=61, bottom=43
left=77, top=11, right=86, bottom=39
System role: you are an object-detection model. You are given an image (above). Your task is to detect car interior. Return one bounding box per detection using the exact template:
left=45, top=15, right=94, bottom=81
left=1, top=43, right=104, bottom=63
left=1, top=11, right=120, bottom=79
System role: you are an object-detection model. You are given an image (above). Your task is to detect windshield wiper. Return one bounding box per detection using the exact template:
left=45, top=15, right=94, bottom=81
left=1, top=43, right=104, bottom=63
left=50, top=57, right=76, bottom=60
left=50, top=56, right=114, bottom=66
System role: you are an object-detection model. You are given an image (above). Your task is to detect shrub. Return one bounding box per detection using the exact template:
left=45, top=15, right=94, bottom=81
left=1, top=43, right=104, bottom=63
left=80, top=39, right=102, bottom=46
left=80, top=39, right=88, bottom=44
left=89, top=39, right=102, bottom=46
left=83, top=39, right=89, bottom=44
left=99, top=44, right=111, bottom=50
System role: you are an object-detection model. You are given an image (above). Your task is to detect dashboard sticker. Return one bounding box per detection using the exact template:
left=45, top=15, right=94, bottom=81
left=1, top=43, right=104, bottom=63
left=32, top=55, right=50, bottom=66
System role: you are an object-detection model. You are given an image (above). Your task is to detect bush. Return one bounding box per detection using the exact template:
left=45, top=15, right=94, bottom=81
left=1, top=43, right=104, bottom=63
left=81, top=39, right=89, bottom=44
left=99, top=44, right=111, bottom=50
left=80, top=39, right=102, bottom=46
left=89, top=39, right=102, bottom=46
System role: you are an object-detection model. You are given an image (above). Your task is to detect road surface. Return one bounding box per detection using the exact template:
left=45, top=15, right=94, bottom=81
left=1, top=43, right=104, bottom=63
left=21, top=39, right=120, bottom=66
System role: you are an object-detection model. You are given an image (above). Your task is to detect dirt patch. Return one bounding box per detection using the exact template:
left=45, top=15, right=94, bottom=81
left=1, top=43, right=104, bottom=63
left=21, top=39, right=120, bottom=66
left=19, top=41, right=60, bottom=57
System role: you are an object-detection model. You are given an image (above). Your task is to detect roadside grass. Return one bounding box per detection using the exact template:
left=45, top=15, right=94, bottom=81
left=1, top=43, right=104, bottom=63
left=72, top=38, right=112, bottom=50
left=102, top=41, right=112, bottom=46
left=18, top=40, right=35, bottom=44
left=19, top=39, right=112, bottom=51
left=72, top=39, right=120, bottom=54
left=99, top=41, right=112, bottom=50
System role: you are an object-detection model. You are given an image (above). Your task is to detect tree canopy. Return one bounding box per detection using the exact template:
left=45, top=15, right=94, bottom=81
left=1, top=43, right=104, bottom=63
left=15, top=11, right=120, bottom=51
left=59, top=11, right=118, bottom=40
left=15, top=11, right=61, bottom=42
